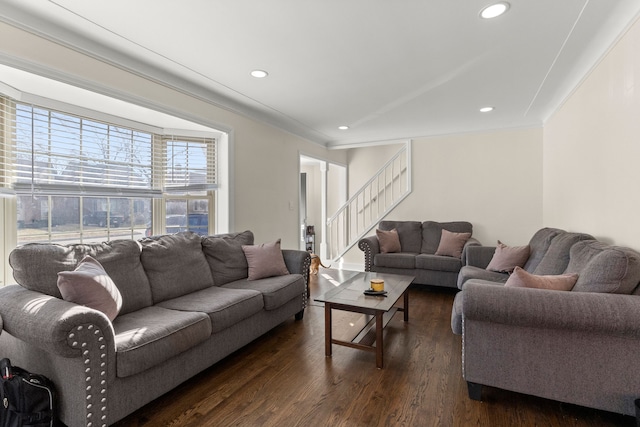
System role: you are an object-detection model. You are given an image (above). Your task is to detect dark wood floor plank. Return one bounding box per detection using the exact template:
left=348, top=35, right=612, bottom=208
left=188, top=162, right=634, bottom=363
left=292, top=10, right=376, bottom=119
left=112, top=270, right=636, bottom=427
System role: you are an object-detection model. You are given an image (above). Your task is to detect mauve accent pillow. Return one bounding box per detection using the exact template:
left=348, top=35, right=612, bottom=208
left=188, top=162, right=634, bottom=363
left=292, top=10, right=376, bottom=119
left=242, top=239, right=290, bottom=280
left=376, top=228, right=401, bottom=253
left=505, top=266, right=578, bottom=291
left=57, top=255, right=123, bottom=321
left=434, top=229, right=471, bottom=258
left=486, top=240, right=531, bottom=273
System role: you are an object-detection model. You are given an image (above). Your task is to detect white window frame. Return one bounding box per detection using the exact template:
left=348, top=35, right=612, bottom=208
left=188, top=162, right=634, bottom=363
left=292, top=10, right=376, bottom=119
left=0, top=84, right=230, bottom=287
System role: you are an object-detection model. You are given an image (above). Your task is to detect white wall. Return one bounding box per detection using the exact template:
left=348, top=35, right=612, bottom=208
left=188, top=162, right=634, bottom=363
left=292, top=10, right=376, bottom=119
left=341, top=128, right=544, bottom=265
left=544, top=16, right=640, bottom=248
left=0, top=22, right=346, bottom=252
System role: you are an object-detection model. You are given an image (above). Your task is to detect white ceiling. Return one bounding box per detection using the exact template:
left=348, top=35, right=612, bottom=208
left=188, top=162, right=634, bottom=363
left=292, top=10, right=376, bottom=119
left=1, top=0, right=639, bottom=148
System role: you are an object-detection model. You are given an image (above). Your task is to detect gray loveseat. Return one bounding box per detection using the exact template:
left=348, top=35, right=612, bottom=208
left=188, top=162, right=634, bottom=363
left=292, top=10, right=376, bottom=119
left=0, top=231, right=310, bottom=426
left=358, top=220, right=479, bottom=288
left=451, top=227, right=640, bottom=416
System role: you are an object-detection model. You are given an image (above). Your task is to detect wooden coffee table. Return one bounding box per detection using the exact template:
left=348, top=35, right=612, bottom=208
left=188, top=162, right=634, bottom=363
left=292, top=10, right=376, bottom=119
left=314, top=271, right=414, bottom=368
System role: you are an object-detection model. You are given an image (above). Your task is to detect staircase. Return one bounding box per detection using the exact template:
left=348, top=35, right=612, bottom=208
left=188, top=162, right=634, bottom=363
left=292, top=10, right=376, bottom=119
left=326, top=141, right=412, bottom=261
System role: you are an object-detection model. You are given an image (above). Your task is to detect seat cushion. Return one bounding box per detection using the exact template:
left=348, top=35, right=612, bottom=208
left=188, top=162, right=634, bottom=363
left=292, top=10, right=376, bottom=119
left=140, top=232, right=214, bottom=303
left=222, top=274, right=305, bottom=310
left=157, top=286, right=264, bottom=333
left=113, top=306, right=211, bottom=378
left=415, top=254, right=462, bottom=273
left=374, top=253, right=416, bottom=269
left=457, top=265, right=509, bottom=290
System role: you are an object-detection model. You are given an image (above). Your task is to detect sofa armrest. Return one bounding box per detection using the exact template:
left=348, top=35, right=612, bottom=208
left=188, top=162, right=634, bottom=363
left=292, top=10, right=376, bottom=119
left=282, top=249, right=311, bottom=301
left=461, top=237, right=481, bottom=266
left=282, top=249, right=311, bottom=276
left=464, top=245, right=496, bottom=269
left=461, top=282, right=640, bottom=415
left=358, top=236, right=380, bottom=272
left=0, top=285, right=115, bottom=357
left=462, top=282, right=640, bottom=336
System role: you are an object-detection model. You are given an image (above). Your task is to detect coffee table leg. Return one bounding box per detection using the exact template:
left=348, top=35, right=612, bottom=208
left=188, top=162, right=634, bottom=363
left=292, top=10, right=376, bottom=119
left=404, top=290, right=409, bottom=321
left=376, top=311, right=383, bottom=368
left=325, top=303, right=332, bottom=357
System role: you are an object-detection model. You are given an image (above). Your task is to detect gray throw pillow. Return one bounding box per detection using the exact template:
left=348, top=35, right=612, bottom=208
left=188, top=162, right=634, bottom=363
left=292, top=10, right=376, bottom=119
left=202, top=231, right=254, bottom=285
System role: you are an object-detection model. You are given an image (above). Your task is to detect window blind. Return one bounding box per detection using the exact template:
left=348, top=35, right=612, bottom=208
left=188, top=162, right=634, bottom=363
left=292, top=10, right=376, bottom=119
left=163, top=135, right=217, bottom=193
left=0, top=95, right=218, bottom=198
left=13, top=102, right=161, bottom=197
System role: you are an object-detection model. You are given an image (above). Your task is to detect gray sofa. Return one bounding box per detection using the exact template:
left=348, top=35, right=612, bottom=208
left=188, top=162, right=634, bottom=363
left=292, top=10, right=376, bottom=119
left=0, top=231, right=310, bottom=426
left=358, top=220, right=479, bottom=288
left=451, top=227, right=640, bottom=416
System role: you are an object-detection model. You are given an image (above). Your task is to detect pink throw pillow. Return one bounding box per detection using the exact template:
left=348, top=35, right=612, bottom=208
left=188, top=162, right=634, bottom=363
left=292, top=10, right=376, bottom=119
left=486, top=240, right=530, bottom=273
left=242, top=239, right=290, bottom=280
left=57, top=255, right=123, bottom=321
left=505, top=266, right=578, bottom=291
left=376, top=228, right=401, bottom=253
left=435, top=229, right=471, bottom=258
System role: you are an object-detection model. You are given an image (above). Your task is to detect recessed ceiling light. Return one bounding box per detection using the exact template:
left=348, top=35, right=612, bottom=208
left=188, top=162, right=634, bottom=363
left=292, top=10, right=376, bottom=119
left=480, top=2, right=510, bottom=19
left=480, top=106, right=494, bottom=113
left=250, top=70, right=268, bottom=78
left=338, top=125, right=349, bottom=130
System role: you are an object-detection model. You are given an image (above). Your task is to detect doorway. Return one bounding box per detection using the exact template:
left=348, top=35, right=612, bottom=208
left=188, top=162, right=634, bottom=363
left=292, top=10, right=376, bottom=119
left=299, top=155, right=347, bottom=260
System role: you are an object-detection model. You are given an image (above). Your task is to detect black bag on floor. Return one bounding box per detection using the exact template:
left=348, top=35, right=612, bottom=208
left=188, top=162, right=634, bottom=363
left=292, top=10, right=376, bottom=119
left=0, top=358, right=56, bottom=427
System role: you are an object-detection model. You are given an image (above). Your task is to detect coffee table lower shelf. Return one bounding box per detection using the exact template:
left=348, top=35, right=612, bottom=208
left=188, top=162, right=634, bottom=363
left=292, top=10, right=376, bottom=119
left=324, top=300, right=407, bottom=368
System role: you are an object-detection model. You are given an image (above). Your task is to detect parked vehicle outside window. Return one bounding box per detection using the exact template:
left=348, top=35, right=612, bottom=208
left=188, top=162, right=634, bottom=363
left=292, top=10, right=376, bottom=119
left=83, top=211, right=123, bottom=228
left=145, top=213, right=208, bottom=237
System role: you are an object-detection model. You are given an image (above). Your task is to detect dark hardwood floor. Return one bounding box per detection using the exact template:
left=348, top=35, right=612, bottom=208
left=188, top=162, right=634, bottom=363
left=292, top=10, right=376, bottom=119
left=113, top=269, right=635, bottom=426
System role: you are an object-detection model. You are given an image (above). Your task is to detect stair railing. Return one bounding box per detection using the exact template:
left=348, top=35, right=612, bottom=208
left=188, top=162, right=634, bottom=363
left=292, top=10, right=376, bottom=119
left=326, top=141, right=411, bottom=261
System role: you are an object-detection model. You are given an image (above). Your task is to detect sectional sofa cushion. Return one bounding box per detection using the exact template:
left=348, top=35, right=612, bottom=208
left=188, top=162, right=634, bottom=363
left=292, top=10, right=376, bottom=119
left=521, top=228, right=562, bottom=272
left=416, top=254, right=462, bottom=273
left=202, top=231, right=254, bottom=285
left=113, top=306, right=212, bottom=378
left=9, top=239, right=153, bottom=315
left=532, top=232, right=595, bottom=275
left=157, top=286, right=264, bottom=333
left=378, top=221, right=422, bottom=253
left=222, top=274, right=306, bottom=311
left=375, top=253, right=416, bottom=269
left=140, top=232, right=214, bottom=303
left=567, top=241, right=640, bottom=294
left=57, top=256, right=123, bottom=321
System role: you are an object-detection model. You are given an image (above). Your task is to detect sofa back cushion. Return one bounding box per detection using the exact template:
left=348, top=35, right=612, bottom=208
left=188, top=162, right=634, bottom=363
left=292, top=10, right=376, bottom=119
left=202, top=231, right=254, bottom=285
left=522, top=228, right=562, bottom=272
left=421, top=221, right=472, bottom=254
left=140, top=232, right=214, bottom=303
left=379, top=221, right=422, bottom=253
left=566, top=240, right=640, bottom=294
left=532, top=231, right=595, bottom=275
left=9, top=240, right=153, bottom=315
